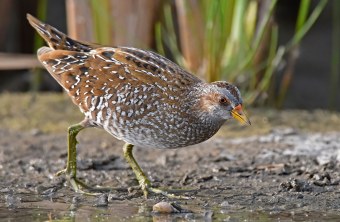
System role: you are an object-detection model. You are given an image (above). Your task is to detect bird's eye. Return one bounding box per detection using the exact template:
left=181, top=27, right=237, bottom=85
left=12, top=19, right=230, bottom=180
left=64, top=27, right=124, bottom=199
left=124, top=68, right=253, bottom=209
left=219, top=97, right=228, bottom=104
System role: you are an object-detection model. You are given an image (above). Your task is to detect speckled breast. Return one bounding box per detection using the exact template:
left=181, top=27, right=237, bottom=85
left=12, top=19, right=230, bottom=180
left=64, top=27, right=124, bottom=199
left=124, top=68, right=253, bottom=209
left=79, top=73, right=224, bottom=148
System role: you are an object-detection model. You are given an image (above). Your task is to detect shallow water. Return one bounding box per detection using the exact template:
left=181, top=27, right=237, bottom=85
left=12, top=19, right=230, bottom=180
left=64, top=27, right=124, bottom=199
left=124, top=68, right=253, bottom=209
left=0, top=194, right=340, bottom=222
left=1, top=198, right=340, bottom=222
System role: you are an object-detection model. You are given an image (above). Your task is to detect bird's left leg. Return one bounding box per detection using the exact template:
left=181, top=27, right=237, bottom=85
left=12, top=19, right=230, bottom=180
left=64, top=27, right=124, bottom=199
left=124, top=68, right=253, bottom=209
left=122, top=143, right=189, bottom=199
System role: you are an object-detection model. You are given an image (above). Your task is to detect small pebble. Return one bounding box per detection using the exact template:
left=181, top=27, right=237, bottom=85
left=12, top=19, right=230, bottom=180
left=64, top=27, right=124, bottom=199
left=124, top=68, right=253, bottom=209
left=153, top=201, right=179, bottom=213
left=152, top=202, right=192, bottom=214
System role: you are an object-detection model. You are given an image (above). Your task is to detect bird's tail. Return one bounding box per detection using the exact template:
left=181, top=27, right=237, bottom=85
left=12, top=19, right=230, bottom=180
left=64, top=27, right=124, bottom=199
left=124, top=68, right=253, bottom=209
left=27, top=13, right=96, bottom=52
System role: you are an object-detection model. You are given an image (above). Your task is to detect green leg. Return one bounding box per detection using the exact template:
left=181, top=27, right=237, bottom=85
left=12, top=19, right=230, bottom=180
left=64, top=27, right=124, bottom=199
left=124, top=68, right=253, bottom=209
left=56, top=122, right=108, bottom=194
left=123, top=143, right=190, bottom=199
left=66, top=123, right=84, bottom=178
left=123, top=143, right=150, bottom=197
left=55, top=123, right=85, bottom=191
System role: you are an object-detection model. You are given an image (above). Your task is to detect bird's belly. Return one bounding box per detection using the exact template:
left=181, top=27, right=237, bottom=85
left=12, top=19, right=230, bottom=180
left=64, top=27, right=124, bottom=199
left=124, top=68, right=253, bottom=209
left=108, top=128, right=216, bottom=149
left=82, top=102, right=223, bottom=149
left=99, top=116, right=222, bottom=149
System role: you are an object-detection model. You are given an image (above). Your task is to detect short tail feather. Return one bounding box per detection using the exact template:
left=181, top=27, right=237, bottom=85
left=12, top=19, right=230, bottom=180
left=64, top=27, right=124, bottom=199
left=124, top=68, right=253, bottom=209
left=27, top=13, right=97, bottom=52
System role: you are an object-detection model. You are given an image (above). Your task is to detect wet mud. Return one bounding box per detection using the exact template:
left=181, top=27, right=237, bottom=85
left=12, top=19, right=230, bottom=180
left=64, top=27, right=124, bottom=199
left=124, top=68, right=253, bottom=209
left=1, top=93, right=340, bottom=221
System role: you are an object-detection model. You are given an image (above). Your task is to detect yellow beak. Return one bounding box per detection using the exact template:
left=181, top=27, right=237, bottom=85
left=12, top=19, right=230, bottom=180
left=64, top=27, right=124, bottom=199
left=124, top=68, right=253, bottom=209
left=231, top=104, right=251, bottom=125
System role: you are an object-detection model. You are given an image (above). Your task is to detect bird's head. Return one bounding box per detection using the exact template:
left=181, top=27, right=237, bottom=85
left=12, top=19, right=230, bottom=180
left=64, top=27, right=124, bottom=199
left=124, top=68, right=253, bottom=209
left=199, top=81, right=251, bottom=125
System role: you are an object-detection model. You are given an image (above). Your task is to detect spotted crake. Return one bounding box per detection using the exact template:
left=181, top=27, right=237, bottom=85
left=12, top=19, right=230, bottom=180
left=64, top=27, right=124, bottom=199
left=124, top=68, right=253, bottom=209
left=27, top=14, right=250, bottom=198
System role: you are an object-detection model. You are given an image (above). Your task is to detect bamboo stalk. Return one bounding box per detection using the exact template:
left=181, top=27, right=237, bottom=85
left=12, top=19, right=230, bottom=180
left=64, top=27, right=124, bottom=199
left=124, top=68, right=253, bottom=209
left=66, top=0, right=161, bottom=48
left=175, top=0, right=204, bottom=77
left=109, top=0, right=162, bottom=47
left=66, top=0, right=95, bottom=42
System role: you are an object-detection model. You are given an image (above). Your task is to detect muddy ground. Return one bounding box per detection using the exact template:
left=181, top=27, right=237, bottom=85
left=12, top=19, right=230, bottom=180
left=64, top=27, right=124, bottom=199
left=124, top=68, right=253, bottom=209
left=1, top=93, right=340, bottom=221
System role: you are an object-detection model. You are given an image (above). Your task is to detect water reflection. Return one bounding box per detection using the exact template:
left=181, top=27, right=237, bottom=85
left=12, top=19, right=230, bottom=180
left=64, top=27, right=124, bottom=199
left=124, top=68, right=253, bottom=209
left=1, top=201, right=340, bottom=221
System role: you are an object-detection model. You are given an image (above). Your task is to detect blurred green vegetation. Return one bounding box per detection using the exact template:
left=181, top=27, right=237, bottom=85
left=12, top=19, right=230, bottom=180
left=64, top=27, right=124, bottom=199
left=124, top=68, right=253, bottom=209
left=156, top=0, right=328, bottom=107
left=90, top=0, right=112, bottom=45
left=32, top=0, right=334, bottom=109
left=31, top=0, right=47, bottom=95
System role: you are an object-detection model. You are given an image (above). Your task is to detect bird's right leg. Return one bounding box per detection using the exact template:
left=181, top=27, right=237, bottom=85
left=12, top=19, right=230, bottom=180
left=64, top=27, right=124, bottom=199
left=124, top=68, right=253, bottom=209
left=55, top=120, right=107, bottom=194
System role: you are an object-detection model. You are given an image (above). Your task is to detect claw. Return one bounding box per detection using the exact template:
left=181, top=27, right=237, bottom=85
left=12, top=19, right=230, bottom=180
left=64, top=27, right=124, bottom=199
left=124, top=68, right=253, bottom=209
left=55, top=168, right=67, bottom=177
left=55, top=166, right=112, bottom=195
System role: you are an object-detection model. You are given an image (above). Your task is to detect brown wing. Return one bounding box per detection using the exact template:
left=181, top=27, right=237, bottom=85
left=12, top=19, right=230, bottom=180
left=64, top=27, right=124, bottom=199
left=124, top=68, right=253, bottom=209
left=37, top=46, right=202, bottom=114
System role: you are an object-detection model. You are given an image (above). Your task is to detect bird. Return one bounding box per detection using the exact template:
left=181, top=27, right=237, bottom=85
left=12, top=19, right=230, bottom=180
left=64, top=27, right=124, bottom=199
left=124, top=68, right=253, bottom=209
left=27, top=14, right=250, bottom=198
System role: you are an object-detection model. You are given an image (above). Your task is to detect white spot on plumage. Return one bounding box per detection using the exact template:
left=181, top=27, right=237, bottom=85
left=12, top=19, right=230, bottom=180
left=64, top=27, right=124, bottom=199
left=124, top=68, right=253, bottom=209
left=119, top=118, right=124, bottom=125
left=84, top=96, right=89, bottom=107
left=90, top=96, right=97, bottom=111
left=127, top=109, right=133, bottom=117
left=74, top=75, right=81, bottom=86
left=124, top=66, right=130, bottom=73
left=96, top=110, right=103, bottom=122
left=96, top=97, right=103, bottom=109
left=106, top=94, right=113, bottom=99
